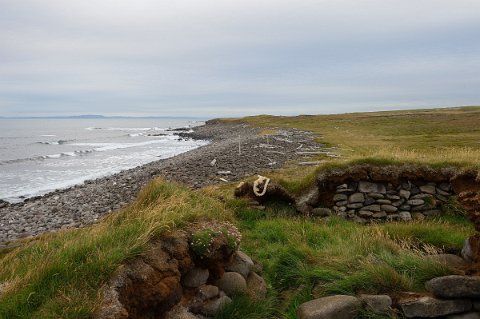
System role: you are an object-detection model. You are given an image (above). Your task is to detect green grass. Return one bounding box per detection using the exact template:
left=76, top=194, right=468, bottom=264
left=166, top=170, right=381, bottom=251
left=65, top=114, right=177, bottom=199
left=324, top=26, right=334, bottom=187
left=0, top=179, right=232, bottom=318
left=231, top=203, right=474, bottom=319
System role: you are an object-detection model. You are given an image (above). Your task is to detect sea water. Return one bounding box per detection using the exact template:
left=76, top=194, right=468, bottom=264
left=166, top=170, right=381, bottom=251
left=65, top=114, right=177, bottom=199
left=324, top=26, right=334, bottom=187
left=0, top=118, right=208, bottom=202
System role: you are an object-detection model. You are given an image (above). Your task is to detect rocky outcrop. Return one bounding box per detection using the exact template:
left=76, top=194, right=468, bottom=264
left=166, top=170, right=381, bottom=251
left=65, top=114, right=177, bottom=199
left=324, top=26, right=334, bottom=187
left=94, top=222, right=267, bottom=319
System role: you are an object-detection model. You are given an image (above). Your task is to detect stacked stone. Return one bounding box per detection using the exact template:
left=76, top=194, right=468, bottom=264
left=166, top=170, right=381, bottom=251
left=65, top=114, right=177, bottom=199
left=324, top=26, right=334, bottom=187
left=325, top=180, right=454, bottom=223
left=165, top=251, right=267, bottom=319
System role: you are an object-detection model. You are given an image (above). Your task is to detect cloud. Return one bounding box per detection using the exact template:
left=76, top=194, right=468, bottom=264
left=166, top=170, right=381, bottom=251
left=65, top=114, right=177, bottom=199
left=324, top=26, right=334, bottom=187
left=0, top=0, right=479, bottom=116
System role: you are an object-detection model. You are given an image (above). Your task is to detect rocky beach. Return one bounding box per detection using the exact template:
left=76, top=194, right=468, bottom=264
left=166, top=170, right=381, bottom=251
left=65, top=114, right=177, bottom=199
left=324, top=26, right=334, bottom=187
left=0, top=121, right=323, bottom=247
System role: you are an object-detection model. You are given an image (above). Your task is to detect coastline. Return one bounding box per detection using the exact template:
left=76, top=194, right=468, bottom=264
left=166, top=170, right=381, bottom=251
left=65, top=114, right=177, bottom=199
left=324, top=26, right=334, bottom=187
left=0, top=121, right=322, bottom=246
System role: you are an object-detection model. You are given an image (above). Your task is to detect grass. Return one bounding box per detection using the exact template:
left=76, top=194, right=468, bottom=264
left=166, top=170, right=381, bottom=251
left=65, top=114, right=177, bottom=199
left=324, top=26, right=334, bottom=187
left=231, top=203, right=474, bottom=319
left=0, top=179, right=232, bottom=318
left=1, top=106, right=478, bottom=318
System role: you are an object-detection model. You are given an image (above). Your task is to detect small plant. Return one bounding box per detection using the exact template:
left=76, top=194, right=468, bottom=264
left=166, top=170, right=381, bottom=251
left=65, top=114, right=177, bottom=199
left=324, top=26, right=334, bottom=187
left=190, top=229, right=218, bottom=256
left=190, top=222, right=242, bottom=258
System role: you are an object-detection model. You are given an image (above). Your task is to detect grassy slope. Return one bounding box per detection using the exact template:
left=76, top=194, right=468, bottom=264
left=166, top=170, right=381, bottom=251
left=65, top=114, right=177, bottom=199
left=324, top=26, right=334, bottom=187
left=0, top=107, right=478, bottom=318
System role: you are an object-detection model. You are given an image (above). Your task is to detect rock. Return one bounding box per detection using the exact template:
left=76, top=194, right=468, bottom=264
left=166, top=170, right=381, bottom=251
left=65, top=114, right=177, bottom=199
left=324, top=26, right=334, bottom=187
left=399, top=189, right=411, bottom=199
left=215, top=272, right=247, bottom=297
left=439, top=182, right=451, bottom=192
left=297, top=295, right=361, bottom=319
left=312, top=208, right=332, bottom=217
left=425, top=275, right=480, bottom=298
left=361, top=205, right=381, bottom=212
left=368, top=193, right=384, bottom=199
left=392, top=199, right=405, bottom=207
left=226, top=251, right=254, bottom=278
left=381, top=205, right=398, bottom=213
left=364, top=197, right=376, bottom=205
left=348, top=193, right=365, bottom=203
left=420, top=185, right=436, bottom=194
left=199, top=295, right=232, bottom=316
left=346, top=203, right=363, bottom=209
left=376, top=199, right=392, bottom=205
left=352, top=216, right=368, bottom=224
left=398, top=211, right=412, bottom=221
left=372, top=212, right=387, bottom=218
left=437, top=188, right=451, bottom=196
left=359, top=294, right=392, bottom=314
left=197, top=285, right=219, bottom=301
left=247, top=272, right=267, bottom=299
left=399, top=296, right=472, bottom=318
left=336, top=200, right=348, bottom=206
left=446, top=313, right=480, bottom=319
left=333, top=194, right=348, bottom=202
left=182, top=267, right=210, bottom=288
left=426, top=254, right=468, bottom=268
left=358, top=182, right=386, bottom=194
left=359, top=211, right=373, bottom=217
left=407, top=199, right=424, bottom=206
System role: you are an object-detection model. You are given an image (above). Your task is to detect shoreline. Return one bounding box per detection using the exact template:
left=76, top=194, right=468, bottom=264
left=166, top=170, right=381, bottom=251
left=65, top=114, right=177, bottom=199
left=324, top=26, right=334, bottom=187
left=0, top=121, right=322, bottom=246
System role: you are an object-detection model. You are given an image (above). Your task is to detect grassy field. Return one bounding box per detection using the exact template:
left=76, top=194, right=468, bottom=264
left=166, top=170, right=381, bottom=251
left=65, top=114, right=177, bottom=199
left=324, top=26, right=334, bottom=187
left=0, top=107, right=478, bottom=318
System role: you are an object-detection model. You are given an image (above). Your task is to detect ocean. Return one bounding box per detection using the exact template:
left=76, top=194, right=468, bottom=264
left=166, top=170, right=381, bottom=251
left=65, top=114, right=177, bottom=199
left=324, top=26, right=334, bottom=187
left=0, top=118, right=208, bottom=203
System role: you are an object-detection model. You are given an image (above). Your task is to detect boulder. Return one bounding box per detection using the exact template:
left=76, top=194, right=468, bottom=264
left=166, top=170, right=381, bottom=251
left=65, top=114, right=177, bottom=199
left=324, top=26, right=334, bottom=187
left=182, top=267, right=209, bottom=288
left=197, top=285, right=219, bottom=301
left=297, top=295, right=361, bottom=319
left=359, top=294, right=392, bottom=314
left=399, top=189, right=411, bottom=199
left=399, top=296, right=471, bottom=318
left=359, top=182, right=386, bottom=194
left=333, top=194, right=348, bottom=202
left=225, top=251, right=254, bottom=278
left=407, top=199, right=424, bottom=206
left=361, top=205, right=381, bottom=212
left=381, top=205, right=398, bottom=213
left=346, top=203, right=363, bottom=209
left=247, top=272, right=267, bottom=299
left=425, top=275, right=480, bottom=298
left=199, top=295, right=232, bottom=316
left=215, top=272, right=247, bottom=297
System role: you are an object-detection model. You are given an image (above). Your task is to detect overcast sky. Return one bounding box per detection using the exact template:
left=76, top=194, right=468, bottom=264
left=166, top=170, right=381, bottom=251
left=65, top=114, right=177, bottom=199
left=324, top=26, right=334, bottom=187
left=1, top=0, right=479, bottom=117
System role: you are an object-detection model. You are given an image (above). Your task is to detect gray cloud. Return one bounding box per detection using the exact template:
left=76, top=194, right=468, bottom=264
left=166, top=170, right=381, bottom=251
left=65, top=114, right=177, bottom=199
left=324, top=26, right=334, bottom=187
left=0, top=0, right=479, bottom=117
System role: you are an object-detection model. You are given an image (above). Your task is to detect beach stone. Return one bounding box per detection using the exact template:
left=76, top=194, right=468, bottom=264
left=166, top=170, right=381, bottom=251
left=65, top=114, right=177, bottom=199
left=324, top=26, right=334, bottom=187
left=407, top=199, right=424, bottom=206
left=246, top=272, right=267, bottom=299
left=399, top=189, right=411, bottom=199
left=426, top=254, right=467, bottom=268
left=197, top=285, right=219, bottom=301
left=297, top=295, right=361, bottom=319
left=381, top=205, right=397, bottom=213
left=386, top=194, right=400, bottom=200
left=398, top=211, right=412, bottom=221
left=446, top=313, right=480, bottom=319
left=399, top=296, right=472, bottom=318
left=336, top=200, right=348, bottom=206
left=182, top=267, right=209, bottom=288
left=420, top=185, right=436, bottom=194
left=199, top=295, right=232, bottom=316
left=361, top=205, right=381, bottom=212
left=368, top=193, right=384, bottom=199
left=359, top=294, right=392, bottom=314
left=359, top=182, right=386, bottom=194
left=425, top=275, right=480, bottom=298
left=226, top=251, right=254, bottom=278
left=333, top=194, right=348, bottom=202
left=215, top=272, right=247, bottom=297
left=312, top=208, right=332, bottom=217
left=348, top=193, right=364, bottom=203
left=372, top=212, right=387, bottom=218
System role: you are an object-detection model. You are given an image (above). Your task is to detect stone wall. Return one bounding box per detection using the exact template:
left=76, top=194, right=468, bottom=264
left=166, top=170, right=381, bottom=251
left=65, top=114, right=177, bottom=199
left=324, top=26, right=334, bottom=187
left=322, top=180, right=455, bottom=223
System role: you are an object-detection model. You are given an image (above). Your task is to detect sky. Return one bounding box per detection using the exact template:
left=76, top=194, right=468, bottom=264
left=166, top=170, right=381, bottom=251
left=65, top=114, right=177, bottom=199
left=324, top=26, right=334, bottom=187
left=1, top=0, right=480, bottom=117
